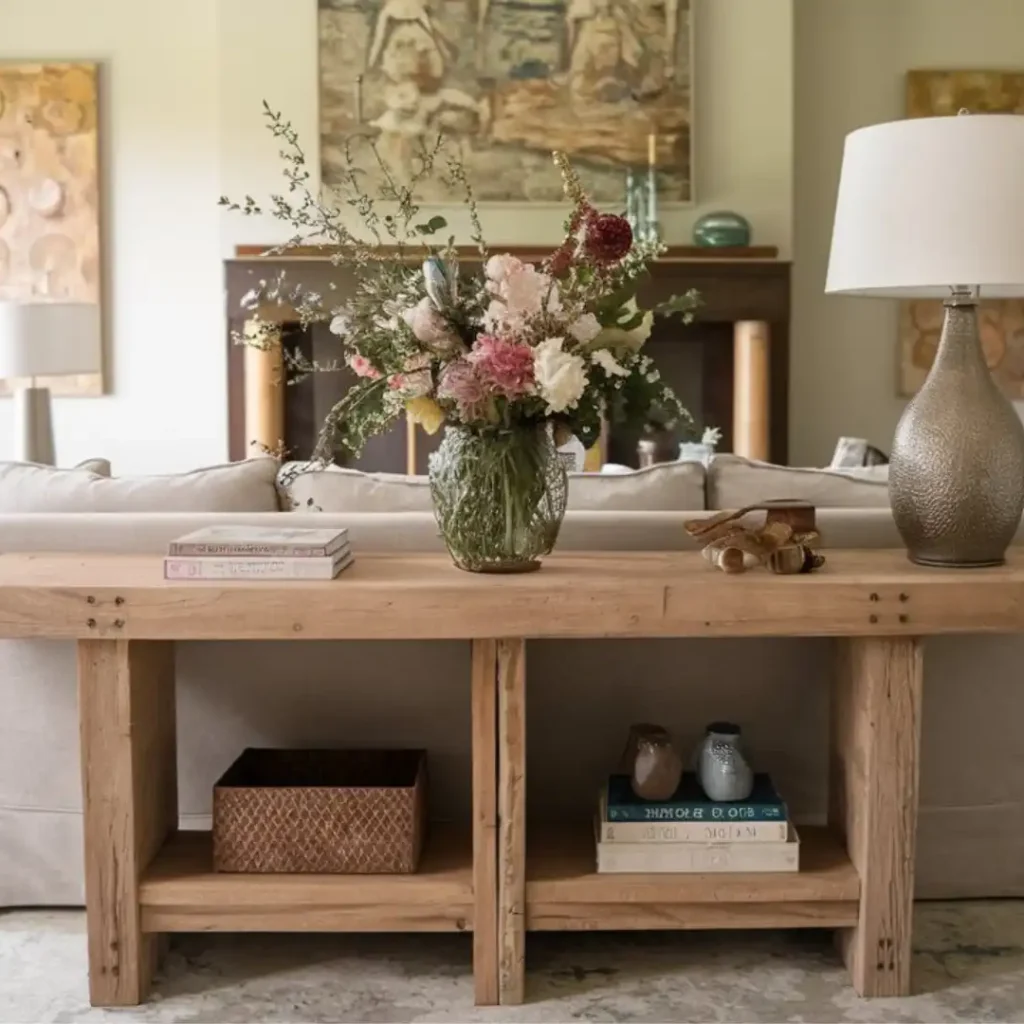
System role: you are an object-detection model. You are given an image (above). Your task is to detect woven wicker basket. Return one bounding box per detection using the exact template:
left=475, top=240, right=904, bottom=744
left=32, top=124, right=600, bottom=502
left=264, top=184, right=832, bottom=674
left=212, top=748, right=427, bottom=874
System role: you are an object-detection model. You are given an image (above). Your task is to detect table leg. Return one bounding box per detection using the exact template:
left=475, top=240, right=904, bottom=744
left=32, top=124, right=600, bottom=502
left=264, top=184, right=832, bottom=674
left=497, top=639, right=526, bottom=1005
left=78, top=639, right=177, bottom=1006
left=471, top=639, right=498, bottom=1005
left=830, top=637, right=923, bottom=996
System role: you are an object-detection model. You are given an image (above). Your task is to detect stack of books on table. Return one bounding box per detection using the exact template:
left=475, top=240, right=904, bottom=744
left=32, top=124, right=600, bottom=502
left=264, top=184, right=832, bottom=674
left=596, top=772, right=798, bottom=874
left=164, top=526, right=353, bottom=581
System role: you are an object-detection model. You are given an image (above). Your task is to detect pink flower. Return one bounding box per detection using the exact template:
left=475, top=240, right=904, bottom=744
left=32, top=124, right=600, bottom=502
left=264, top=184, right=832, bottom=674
left=467, top=335, right=535, bottom=399
left=438, top=359, right=491, bottom=423
left=484, top=254, right=525, bottom=284
left=389, top=368, right=432, bottom=398
left=483, top=258, right=561, bottom=335
left=347, top=353, right=381, bottom=379
left=401, top=297, right=461, bottom=355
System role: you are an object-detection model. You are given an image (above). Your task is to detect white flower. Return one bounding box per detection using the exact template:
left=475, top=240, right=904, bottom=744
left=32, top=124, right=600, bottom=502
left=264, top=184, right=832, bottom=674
left=590, top=348, right=629, bottom=377
left=329, top=312, right=352, bottom=337
left=534, top=337, right=588, bottom=414
left=568, top=313, right=602, bottom=345
left=701, top=426, right=723, bottom=449
left=592, top=298, right=654, bottom=351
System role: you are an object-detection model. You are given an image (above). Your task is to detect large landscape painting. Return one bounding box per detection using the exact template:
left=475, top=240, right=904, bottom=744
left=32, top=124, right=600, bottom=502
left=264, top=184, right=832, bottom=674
left=319, top=0, right=692, bottom=203
left=900, top=70, right=1024, bottom=398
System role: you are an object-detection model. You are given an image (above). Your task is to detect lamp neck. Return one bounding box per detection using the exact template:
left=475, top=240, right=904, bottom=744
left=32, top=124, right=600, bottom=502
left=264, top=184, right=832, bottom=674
left=946, top=286, right=980, bottom=307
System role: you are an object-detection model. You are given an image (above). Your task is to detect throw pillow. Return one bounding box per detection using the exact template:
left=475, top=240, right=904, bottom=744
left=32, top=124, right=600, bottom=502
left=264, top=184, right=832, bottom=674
left=708, top=455, right=889, bottom=509
left=0, top=458, right=280, bottom=513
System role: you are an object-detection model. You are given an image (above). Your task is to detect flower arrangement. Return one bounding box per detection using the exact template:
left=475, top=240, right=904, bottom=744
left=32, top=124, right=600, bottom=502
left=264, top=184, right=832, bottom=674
left=223, top=106, right=701, bottom=571
left=222, top=105, right=700, bottom=465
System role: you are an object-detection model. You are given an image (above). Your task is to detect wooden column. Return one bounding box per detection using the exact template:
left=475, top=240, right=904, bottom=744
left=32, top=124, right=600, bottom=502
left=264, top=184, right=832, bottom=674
left=830, top=637, right=923, bottom=997
left=733, top=320, right=770, bottom=460
left=78, top=640, right=176, bottom=1006
left=242, top=318, right=284, bottom=457
left=497, top=639, right=526, bottom=1005
left=471, top=640, right=499, bottom=1005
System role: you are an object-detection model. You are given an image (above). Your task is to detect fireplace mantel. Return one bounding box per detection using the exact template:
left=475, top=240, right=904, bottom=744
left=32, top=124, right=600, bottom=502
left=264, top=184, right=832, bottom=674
left=225, top=246, right=790, bottom=467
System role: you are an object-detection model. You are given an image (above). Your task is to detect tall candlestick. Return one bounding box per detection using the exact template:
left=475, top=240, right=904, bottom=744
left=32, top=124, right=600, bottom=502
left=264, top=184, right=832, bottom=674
left=355, top=73, right=364, bottom=125
left=647, top=133, right=658, bottom=168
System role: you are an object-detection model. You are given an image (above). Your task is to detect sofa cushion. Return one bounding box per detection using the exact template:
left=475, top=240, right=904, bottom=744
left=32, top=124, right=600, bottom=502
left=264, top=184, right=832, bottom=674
left=279, top=460, right=706, bottom=513
left=0, top=458, right=280, bottom=513
left=708, top=455, right=889, bottom=509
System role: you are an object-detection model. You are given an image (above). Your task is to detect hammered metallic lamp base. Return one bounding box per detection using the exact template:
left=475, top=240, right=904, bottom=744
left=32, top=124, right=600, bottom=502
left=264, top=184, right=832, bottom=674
left=909, top=554, right=1006, bottom=569
left=890, top=292, right=1024, bottom=570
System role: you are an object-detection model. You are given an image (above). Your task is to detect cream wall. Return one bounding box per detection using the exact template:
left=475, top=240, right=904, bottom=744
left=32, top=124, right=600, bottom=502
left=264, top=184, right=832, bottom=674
left=2, top=0, right=793, bottom=471
left=792, top=0, right=1024, bottom=467
left=2, top=0, right=222, bottom=472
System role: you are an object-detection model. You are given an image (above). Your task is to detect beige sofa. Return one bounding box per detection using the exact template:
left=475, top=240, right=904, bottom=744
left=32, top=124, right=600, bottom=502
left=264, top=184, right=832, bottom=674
left=1, top=455, right=1021, bottom=907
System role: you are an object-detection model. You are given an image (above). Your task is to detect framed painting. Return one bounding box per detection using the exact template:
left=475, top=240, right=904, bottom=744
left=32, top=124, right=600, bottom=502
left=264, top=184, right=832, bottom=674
left=900, top=70, right=1024, bottom=399
left=319, top=0, right=693, bottom=204
left=0, top=62, right=103, bottom=396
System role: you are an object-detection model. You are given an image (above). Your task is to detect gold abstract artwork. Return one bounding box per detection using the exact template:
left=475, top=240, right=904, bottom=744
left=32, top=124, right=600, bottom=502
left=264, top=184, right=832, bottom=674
left=900, top=70, right=1024, bottom=399
left=0, top=62, right=102, bottom=396
left=319, top=0, right=692, bottom=203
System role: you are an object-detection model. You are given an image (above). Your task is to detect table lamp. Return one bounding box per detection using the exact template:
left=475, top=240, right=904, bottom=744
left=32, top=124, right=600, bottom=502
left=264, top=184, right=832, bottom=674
left=826, top=113, right=1024, bottom=567
left=0, top=302, right=102, bottom=465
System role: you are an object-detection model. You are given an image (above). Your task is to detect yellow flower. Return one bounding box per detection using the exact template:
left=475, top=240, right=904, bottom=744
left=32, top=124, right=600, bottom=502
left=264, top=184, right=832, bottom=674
left=405, top=396, right=446, bottom=435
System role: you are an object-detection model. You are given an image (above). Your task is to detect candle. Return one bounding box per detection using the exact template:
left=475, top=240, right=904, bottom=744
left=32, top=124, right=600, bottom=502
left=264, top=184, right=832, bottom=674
left=647, top=133, right=658, bottom=168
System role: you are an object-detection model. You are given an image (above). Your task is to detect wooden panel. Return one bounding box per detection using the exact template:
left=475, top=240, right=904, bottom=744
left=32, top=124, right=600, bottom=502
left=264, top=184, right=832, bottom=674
left=527, top=825, right=858, bottom=907
left=78, top=639, right=176, bottom=1006
left=830, top=637, right=923, bottom=997
left=5, top=552, right=1024, bottom=641
left=471, top=640, right=499, bottom=1005
left=140, top=826, right=473, bottom=933
left=498, top=639, right=526, bottom=1005
left=234, top=244, right=781, bottom=261
left=528, top=901, right=859, bottom=931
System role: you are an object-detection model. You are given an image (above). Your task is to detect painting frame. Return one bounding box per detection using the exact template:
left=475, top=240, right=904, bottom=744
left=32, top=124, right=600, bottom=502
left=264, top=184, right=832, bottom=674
left=317, top=0, right=696, bottom=210
left=899, top=69, right=1024, bottom=400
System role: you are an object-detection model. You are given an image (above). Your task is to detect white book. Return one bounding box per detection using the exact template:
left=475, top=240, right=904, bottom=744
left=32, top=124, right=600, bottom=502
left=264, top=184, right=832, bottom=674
left=168, top=525, right=348, bottom=558
left=595, top=822, right=799, bottom=874
left=597, top=788, right=788, bottom=844
left=164, top=550, right=353, bottom=581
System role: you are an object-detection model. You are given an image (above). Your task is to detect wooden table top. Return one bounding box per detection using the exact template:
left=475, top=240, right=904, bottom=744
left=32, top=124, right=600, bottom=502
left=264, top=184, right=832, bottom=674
left=0, top=549, right=1020, bottom=640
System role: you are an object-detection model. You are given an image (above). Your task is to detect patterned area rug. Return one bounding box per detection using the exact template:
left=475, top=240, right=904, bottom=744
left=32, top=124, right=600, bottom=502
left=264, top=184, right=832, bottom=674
left=2, top=903, right=1024, bottom=1023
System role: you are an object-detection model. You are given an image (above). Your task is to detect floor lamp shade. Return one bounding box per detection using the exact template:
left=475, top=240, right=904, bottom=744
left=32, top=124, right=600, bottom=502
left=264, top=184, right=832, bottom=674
left=0, top=302, right=102, bottom=465
left=825, top=114, right=1024, bottom=567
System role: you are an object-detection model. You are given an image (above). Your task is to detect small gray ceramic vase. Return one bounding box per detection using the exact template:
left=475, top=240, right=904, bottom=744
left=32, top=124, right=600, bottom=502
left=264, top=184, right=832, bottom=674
left=697, top=722, right=754, bottom=802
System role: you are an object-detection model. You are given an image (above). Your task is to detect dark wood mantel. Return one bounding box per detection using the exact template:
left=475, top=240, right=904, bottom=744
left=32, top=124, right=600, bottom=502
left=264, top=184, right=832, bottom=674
left=225, top=246, right=791, bottom=467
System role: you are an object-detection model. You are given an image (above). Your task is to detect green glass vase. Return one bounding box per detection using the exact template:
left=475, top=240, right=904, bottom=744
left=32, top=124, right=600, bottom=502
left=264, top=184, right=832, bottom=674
left=428, top=425, right=568, bottom=573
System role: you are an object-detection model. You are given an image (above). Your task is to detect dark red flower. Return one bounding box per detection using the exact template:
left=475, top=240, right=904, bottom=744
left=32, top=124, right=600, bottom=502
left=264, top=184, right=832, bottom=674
left=584, top=213, right=633, bottom=264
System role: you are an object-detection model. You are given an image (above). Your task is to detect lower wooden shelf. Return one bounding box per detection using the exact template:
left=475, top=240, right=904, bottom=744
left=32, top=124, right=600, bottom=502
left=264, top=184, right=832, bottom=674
left=139, top=823, right=474, bottom=933
left=525, top=824, right=860, bottom=931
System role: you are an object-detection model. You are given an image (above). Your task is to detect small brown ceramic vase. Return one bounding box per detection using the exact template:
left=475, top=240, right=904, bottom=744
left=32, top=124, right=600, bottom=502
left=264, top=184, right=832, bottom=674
left=619, top=723, right=683, bottom=801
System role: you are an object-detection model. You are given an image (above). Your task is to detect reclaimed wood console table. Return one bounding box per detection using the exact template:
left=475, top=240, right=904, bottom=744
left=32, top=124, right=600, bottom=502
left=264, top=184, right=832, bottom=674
left=0, top=549, right=1016, bottom=1007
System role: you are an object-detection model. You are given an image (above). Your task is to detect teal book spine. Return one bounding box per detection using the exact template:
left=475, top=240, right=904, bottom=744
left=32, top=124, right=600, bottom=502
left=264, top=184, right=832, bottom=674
left=605, top=772, right=787, bottom=823
left=605, top=802, right=785, bottom=823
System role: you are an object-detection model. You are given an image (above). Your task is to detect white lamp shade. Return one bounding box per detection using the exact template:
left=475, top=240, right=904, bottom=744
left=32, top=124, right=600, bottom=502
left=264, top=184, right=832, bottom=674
left=826, top=114, right=1024, bottom=298
left=0, top=302, right=102, bottom=379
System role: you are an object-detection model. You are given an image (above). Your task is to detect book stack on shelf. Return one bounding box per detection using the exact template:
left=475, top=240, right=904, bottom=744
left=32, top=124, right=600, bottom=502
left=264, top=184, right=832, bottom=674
left=597, top=772, right=798, bottom=874
left=164, top=526, right=353, bottom=581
